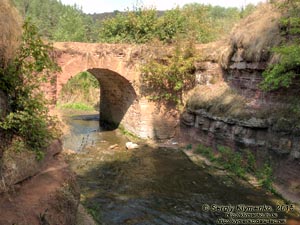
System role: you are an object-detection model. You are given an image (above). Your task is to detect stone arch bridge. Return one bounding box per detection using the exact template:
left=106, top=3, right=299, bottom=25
left=48, top=42, right=178, bottom=139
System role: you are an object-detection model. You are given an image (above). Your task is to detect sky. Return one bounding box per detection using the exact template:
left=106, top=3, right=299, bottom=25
left=60, top=0, right=265, bottom=14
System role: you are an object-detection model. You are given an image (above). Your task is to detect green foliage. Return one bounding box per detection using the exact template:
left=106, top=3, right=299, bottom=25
left=99, top=3, right=247, bottom=44
left=256, top=163, right=274, bottom=191
left=262, top=0, right=300, bottom=91
left=12, top=0, right=98, bottom=42
left=245, top=149, right=256, bottom=172
left=83, top=202, right=102, bottom=224
left=195, top=144, right=216, bottom=162
left=58, top=71, right=99, bottom=111
left=99, top=6, right=158, bottom=44
left=0, top=20, right=60, bottom=158
left=53, top=6, right=87, bottom=41
left=185, top=144, right=193, bottom=150
left=181, top=4, right=214, bottom=43
left=57, top=102, right=95, bottom=111
left=141, top=41, right=196, bottom=104
left=155, top=8, right=186, bottom=43
left=10, top=138, right=27, bottom=153
left=280, top=17, right=300, bottom=35
left=61, top=71, right=99, bottom=94
left=261, top=44, right=300, bottom=90
left=194, top=144, right=274, bottom=190
left=12, top=0, right=252, bottom=44
left=118, top=124, right=140, bottom=139
left=217, top=146, right=246, bottom=178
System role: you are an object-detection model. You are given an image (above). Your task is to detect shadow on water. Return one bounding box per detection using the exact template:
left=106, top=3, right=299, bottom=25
left=63, top=114, right=293, bottom=225
left=77, top=148, right=291, bottom=225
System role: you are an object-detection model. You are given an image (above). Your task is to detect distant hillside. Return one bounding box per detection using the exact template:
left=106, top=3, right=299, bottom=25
left=11, top=0, right=256, bottom=43
left=12, top=0, right=98, bottom=42
left=88, top=10, right=165, bottom=22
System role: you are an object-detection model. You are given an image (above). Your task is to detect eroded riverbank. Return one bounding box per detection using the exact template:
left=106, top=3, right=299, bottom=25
left=61, top=112, right=299, bottom=225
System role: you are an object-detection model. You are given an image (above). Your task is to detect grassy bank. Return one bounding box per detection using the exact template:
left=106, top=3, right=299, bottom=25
left=187, top=144, right=274, bottom=192
left=56, top=102, right=95, bottom=111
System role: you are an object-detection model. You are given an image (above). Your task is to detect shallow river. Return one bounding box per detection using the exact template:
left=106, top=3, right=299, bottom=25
left=63, top=113, right=293, bottom=225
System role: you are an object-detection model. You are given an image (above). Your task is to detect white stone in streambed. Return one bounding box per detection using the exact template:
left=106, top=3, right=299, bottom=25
left=126, top=142, right=139, bottom=150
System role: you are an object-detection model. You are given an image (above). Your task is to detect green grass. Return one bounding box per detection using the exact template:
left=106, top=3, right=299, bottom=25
left=195, top=144, right=216, bottom=162
left=217, top=145, right=247, bottom=178
left=194, top=144, right=274, bottom=191
left=83, top=202, right=102, bottom=224
left=255, top=163, right=274, bottom=192
left=57, top=102, right=95, bottom=111
left=118, top=124, right=140, bottom=139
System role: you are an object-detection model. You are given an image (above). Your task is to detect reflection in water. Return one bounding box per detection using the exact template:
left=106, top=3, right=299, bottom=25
left=63, top=114, right=291, bottom=225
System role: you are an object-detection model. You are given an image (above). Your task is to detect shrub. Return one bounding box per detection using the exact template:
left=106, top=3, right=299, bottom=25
left=141, top=40, right=196, bottom=104
left=0, top=20, right=60, bottom=158
left=99, top=6, right=158, bottom=44
left=261, top=1, right=300, bottom=91
left=261, top=44, right=300, bottom=90
left=217, top=146, right=246, bottom=178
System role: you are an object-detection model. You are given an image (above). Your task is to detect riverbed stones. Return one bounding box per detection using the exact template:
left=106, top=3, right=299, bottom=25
left=126, top=142, right=139, bottom=150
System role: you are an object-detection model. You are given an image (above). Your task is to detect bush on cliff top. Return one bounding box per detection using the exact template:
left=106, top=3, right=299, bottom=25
left=221, top=3, right=282, bottom=67
left=0, top=0, right=22, bottom=68
left=222, top=1, right=300, bottom=92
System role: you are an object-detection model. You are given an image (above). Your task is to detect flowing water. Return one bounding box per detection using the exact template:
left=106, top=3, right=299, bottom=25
left=63, top=113, right=293, bottom=225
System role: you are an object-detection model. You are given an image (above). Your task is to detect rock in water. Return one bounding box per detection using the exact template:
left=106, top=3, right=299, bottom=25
left=126, top=142, right=139, bottom=150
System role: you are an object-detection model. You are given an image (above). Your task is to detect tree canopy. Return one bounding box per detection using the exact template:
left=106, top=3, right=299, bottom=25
left=12, top=0, right=255, bottom=44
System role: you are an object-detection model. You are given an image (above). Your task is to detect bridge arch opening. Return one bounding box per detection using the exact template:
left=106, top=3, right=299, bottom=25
left=58, top=68, right=137, bottom=130
left=88, top=68, right=137, bottom=130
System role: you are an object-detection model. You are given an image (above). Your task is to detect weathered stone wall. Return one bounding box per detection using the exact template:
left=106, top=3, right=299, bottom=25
left=225, top=50, right=300, bottom=106
left=180, top=43, right=300, bottom=202
left=181, top=108, right=300, bottom=202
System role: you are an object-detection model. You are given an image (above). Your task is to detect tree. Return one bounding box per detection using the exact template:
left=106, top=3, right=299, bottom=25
left=12, top=0, right=93, bottom=42
left=156, top=8, right=187, bottom=43
left=99, top=7, right=158, bottom=43
left=53, top=5, right=87, bottom=42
